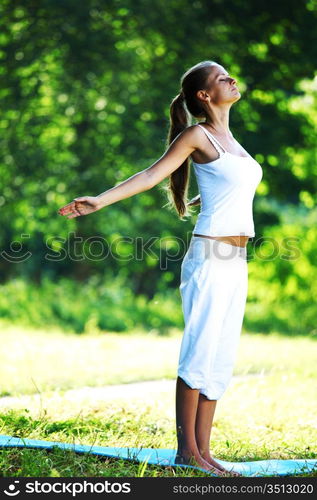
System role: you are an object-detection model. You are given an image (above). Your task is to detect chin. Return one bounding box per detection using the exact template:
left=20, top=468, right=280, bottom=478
left=232, top=93, right=241, bottom=102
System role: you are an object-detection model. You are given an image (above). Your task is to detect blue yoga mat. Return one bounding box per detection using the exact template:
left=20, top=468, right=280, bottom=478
left=0, top=435, right=316, bottom=476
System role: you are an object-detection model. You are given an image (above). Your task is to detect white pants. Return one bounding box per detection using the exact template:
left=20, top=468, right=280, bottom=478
left=178, top=236, right=248, bottom=400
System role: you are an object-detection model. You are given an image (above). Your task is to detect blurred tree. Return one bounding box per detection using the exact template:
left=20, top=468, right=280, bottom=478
left=0, top=0, right=316, bottom=298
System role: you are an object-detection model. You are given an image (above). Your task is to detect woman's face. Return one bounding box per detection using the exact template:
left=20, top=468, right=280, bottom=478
left=204, top=65, right=240, bottom=105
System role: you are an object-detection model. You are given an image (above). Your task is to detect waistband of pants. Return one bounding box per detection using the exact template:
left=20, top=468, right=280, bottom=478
left=189, top=236, right=247, bottom=261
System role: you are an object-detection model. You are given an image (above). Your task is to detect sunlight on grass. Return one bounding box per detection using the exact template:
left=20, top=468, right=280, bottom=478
left=0, top=322, right=316, bottom=477
left=0, top=322, right=316, bottom=397
left=0, top=322, right=181, bottom=397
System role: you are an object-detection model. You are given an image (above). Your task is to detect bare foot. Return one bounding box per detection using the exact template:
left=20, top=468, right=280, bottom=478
left=175, top=453, right=230, bottom=476
left=202, top=453, right=242, bottom=477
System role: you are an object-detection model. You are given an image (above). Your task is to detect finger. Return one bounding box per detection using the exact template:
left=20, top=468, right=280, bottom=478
left=74, top=203, right=83, bottom=215
left=58, top=203, right=75, bottom=215
left=74, top=203, right=85, bottom=212
left=59, top=209, right=73, bottom=216
left=59, top=198, right=85, bottom=215
left=67, top=212, right=80, bottom=219
left=62, top=201, right=75, bottom=210
left=60, top=201, right=82, bottom=215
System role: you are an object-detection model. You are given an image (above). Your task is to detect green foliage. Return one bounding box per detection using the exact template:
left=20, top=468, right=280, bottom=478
left=1, top=207, right=317, bottom=338
left=246, top=208, right=317, bottom=335
left=0, top=1, right=316, bottom=333
left=0, top=275, right=183, bottom=334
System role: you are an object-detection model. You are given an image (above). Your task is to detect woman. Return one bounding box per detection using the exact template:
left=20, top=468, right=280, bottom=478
left=58, top=60, right=263, bottom=477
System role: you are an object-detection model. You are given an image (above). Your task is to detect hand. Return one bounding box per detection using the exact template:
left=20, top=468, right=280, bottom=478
left=58, top=196, right=101, bottom=219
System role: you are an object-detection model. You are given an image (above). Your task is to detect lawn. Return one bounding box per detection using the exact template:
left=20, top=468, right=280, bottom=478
left=0, top=322, right=316, bottom=477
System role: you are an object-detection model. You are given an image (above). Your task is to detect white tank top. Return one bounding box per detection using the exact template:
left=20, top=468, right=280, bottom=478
left=191, top=124, right=263, bottom=237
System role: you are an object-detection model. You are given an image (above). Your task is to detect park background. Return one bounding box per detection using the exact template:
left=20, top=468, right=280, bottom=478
left=0, top=0, right=316, bottom=477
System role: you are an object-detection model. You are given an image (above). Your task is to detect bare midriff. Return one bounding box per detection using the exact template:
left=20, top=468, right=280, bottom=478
left=192, top=233, right=249, bottom=248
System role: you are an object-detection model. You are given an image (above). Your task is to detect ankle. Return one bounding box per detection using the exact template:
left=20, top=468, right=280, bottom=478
left=176, top=446, right=200, bottom=459
left=198, top=446, right=210, bottom=458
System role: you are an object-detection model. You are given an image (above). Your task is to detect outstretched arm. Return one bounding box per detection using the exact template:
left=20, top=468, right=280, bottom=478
left=58, top=126, right=198, bottom=219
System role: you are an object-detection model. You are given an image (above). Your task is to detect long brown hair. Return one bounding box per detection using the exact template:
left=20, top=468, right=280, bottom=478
left=162, top=60, right=218, bottom=218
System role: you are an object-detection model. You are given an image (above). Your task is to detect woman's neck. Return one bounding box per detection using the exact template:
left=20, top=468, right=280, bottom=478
left=203, top=106, right=231, bottom=136
left=203, top=120, right=233, bottom=139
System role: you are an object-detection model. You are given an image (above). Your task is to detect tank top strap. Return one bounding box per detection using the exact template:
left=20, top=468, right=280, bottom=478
left=196, top=124, right=227, bottom=155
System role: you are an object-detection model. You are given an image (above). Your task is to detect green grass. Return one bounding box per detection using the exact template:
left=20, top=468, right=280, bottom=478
left=0, top=322, right=316, bottom=477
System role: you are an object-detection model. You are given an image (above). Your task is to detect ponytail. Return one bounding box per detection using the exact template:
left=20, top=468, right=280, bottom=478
left=162, top=93, right=199, bottom=219
left=168, top=92, right=188, bottom=144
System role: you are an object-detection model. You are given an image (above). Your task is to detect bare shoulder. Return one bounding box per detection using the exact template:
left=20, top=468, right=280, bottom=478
left=182, top=124, right=201, bottom=138
left=177, top=124, right=204, bottom=147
